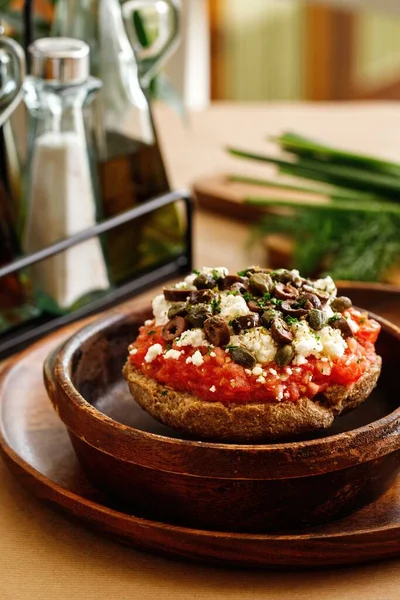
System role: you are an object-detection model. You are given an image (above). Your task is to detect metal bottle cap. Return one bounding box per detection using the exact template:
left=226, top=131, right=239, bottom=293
left=29, top=37, right=90, bottom=84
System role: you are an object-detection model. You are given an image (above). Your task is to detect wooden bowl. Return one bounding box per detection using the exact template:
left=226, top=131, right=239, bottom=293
left=44, top=305, right=400, bottom=533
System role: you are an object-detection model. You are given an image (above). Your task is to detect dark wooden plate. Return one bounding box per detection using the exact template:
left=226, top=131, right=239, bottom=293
left=1, top=288, right=400, bottom=567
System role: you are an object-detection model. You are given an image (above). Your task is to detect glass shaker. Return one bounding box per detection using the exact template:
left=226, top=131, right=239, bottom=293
left=52, top=0, right=184, bottom=284
left=23, top=38, right=110, bottom=315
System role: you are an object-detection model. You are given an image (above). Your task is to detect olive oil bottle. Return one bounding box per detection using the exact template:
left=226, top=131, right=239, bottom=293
left=53, top=0, right=184, bottom=285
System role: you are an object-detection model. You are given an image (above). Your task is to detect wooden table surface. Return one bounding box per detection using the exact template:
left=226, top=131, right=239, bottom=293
left=2, top=102, right=400, bottom=599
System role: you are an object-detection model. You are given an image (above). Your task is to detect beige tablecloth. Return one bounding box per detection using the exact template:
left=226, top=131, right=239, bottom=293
left=2, top=102, right=400, bottom=599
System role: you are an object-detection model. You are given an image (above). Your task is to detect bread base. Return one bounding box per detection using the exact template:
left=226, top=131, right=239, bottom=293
left=123, top=356, right=382, bottom=442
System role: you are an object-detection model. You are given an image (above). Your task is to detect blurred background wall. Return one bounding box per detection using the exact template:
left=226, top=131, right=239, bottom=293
left=209, top=0, right=400, bottom=103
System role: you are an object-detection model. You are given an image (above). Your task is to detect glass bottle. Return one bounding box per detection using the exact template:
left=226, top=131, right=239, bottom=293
left=52, top=0, right=184, bottom=284
left=23, top=38, right=110, bottom=315
left=0, top=31, right=38, bottom=334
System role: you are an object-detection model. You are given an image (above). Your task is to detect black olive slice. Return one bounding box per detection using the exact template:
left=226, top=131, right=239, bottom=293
left=219, top=275, right=245, bottom=290
left=204, top=316, right=230, bottom=346
left=271, top=319, right=294, bottom=344
left=162, top=316, right=188, bottom=341
left=273, top=282, right=299, bottom=301
left=301, top=292, right=322, bottom=310
left=330, top=315, right=353, bottom=338
left=280, top=301, right=308, bottom=318
left=231, top=313, right=260, bottom=334
left=163, top=288, right=190, bottom=302
left=190, top=289, right=214, bottom=304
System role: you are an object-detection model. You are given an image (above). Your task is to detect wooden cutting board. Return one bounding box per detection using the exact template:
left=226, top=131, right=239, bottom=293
left=193, top=173, right=325, bottom=222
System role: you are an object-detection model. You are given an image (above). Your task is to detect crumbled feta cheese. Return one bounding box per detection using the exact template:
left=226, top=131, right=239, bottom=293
left=245, top=369, right=252, bottom=375
left=174, top=281, right=191, bottom=290
left=269, top=368, right=278, bottom=375
left=144, top=343, right=163, bottom=363
left=219, top=294, right=250, bottom=320
left=323, top=304, right=335, bottom=320
left=144, top=319, right=153, bottom=326
left=252, top=366, right=263, bottom=376
left=209, top=385, right=216, bottom=393
left=313, top=276, right=336, bottom=296
left=202, top=266, right=229, bottom=279
left=152, top=294, right=171, bottom=326
left=292, top=321, right=323, bottom=357
left=319, top=326, right=347, bottom=359
left=176, top=328, right=208, bottom=348
left=164, top=349, right=182, bottom=360
left=256, top=376, right=266, bottom=384
left=184, top=273, right=197, bottom=286
left=347, top=317, right=359, bottom=334
left=210, top=351, right=216, bottom=357
left=191, top=350, right=204, bottom=366
left=185, top=356, right=192, bottom=364
left=285, top=367, right=292, bottom=375
left=129, top=347, right=138, bottom=355
left=293, top=355, right=308, bottom=366
left=230, top=328, right=277, bottom=364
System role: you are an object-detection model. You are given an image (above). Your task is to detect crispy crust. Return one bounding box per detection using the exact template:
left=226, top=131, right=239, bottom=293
left=122, top=356, right=382, bottom=442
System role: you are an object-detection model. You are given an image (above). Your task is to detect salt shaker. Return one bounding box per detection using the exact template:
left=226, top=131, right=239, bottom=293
left=23, top=38, right=110, bottom=313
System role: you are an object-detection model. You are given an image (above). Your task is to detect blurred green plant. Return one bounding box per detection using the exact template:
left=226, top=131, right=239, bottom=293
left=228, top=132, right=400, bottom=282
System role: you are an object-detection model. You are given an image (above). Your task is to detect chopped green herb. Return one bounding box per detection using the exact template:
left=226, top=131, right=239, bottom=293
left=314, top=334, right=321, bottom=341
left=243, top=291, right=254, bottom=303
left=237, top=269, right=249, bottom=277
left=193, top=269, right=201, bottom=275
left=225, top=344, right=239, bottom=351
left=271, top=297, right=283, bottom=307
left=166, top=344, right=172, bottom=351
left=328, top=314, right=341, bottom=323
left=211, top=297, right=221, bottom=314
left=160, top=390, right=168, bottom=396
left=357, top=358, right=362, bottom=364
left=147, top=330, right=156, bottom=335
left=285, top=315, right=299, bottom=325
left=207, top=347, right=213, bottom=355
left=212, top=269, right=222, bottom=281
left=226, top=290, right=239, bottom=296
left=359, top=317, right=366, bottom=324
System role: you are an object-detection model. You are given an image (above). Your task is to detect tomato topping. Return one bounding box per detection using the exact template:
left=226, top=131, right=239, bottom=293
left=128, top=311, right=379, bottom=406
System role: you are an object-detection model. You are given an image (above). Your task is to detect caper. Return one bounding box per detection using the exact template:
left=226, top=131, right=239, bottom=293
left=230, top=347, right=257, bottom=369
left=331, top=296, right=353, bottom=312
left=249, top=273, right=273, bottom=296
left=275, top=344, right=295, bottom=367
left=272, top=269, right=293, bottom=283
left=193, top=274, right=216, bottom=290
left=307, top=308, right=325, bottom=331
left=261, top=308, right=280, bottom=327
left=167, top=302, right=188, bottom=320
left=187, top=303, right=213, bottom=328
